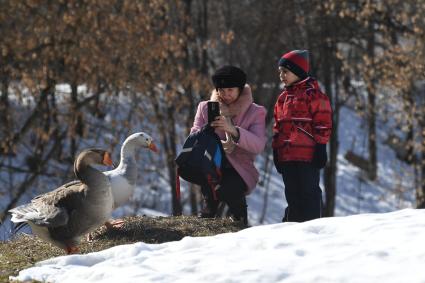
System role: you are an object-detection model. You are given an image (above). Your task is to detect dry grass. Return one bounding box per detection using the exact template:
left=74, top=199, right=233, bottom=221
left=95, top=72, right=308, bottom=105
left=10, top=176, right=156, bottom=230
left=0, top=215, right=245, bottom=282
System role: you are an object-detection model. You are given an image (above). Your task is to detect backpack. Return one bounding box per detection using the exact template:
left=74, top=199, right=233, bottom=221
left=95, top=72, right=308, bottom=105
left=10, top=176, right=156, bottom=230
left=175, top=125, right=225, bottom=201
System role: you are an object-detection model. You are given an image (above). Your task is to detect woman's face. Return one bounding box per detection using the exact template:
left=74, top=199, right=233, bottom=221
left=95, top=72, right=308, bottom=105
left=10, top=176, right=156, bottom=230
left=217, top=87, right=240, bottom=104
left=278, top=67, right=299, bottom=86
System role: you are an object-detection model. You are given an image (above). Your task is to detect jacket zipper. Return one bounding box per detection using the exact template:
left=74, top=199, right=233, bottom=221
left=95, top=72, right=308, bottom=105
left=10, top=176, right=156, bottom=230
left=296, top=126, right=315, bottom=141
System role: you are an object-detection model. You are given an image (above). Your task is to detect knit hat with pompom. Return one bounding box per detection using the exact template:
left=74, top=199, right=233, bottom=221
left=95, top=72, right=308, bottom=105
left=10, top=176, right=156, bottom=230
left=278, top=50, right=310, bottom=79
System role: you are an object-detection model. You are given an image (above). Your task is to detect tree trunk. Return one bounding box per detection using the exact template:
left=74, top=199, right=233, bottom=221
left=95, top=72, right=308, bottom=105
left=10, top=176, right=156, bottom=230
left=416, top=91, right=425, bottom=208
left=366, top=87, right=377, bottom=180
left=417, top=143, right=425, bottom=208
left=0, top=74, right=10, bottom=153
left=366, top=23, right=378, bottom=181
left=417, top=127, right=425, bottom=208
left=70, top=82, right=82, bottom=158
left=314, top=1, right=340, bottom=217
left=259, top=143, right=273, bottom=223
left=323, top=71, right=340, bottom=217
left=321, top=48, right=338, bottom=217
left=166, top=105, right=181, bottom=215
left=317, top=12, right=341, bottom=216
left=402, top=88, right=415, bottom=163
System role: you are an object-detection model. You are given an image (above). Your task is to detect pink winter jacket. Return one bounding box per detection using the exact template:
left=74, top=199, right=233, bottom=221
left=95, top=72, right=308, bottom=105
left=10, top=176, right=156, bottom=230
left=190, top=85, right=267, bottom=194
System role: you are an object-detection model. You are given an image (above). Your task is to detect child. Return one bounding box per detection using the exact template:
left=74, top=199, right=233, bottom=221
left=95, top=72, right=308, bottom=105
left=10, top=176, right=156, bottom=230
left=272, top=50, right=332, bottom=222
left=190, top=65, right=266, bottom=225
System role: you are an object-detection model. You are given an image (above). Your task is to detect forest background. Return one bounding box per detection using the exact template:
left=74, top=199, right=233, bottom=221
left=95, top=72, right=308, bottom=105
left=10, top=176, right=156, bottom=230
left=0, top=0, right=424, bottom=233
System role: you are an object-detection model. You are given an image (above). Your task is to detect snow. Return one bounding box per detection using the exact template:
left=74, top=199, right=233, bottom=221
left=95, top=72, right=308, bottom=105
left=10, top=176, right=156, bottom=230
left=12, top=208, right=425, bottom=283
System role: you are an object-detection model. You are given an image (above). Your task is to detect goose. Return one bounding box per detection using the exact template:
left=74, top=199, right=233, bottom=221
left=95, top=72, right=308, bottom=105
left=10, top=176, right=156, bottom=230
left=9, top=149, right=114, bottom=254
left=104, top=132, right=158, bottom=228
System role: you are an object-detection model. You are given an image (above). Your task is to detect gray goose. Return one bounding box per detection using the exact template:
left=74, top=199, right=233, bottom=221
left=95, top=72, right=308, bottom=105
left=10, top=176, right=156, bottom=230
left=104, top=132, right=158, bottom=227
left=9, top=149, right=114, bottom=254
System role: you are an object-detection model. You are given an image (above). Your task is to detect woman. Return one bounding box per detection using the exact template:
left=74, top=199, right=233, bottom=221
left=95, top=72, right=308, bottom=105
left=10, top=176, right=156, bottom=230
left=191, top=65, right=266, bottom=225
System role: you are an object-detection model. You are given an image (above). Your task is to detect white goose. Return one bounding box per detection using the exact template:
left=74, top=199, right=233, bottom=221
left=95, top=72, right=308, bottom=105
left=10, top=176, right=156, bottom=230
left=104, top=132, right=158, bottom=227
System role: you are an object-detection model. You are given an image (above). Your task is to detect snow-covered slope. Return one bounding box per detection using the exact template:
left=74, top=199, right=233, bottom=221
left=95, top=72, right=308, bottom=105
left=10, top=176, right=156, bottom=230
left=12, top=209, right=425, bottom=283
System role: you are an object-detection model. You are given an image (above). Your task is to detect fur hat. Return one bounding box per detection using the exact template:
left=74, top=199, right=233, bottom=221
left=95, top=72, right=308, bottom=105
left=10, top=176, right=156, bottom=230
left=212, top=65, right=247, bottom=89
left=278, top=50, right=310, bottom=79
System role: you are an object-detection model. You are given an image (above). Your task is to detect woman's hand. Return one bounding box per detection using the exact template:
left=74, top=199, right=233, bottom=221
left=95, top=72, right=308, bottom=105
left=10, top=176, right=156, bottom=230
left=211, top=116, right=239, bottom=137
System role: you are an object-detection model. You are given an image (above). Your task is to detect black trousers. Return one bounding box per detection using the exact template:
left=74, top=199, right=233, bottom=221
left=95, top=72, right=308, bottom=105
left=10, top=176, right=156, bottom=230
left=280, top=161, right=322, bottom=222
left=201, top=166, right=247, bottom=219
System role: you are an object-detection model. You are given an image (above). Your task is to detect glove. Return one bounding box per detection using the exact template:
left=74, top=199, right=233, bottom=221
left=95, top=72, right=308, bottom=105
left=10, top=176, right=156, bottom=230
left=312, top=143, right=327, bottom=169
left=273, top=149, right=283, bottom=173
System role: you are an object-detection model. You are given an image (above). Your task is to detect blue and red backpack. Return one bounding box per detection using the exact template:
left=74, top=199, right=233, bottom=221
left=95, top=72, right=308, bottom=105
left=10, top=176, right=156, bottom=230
left=175, top=125, right=225, bottom=201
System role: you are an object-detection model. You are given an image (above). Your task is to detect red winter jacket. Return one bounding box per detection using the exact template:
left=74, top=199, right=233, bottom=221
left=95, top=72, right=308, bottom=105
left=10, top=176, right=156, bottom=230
left=272, top=77, right=332, bottom=162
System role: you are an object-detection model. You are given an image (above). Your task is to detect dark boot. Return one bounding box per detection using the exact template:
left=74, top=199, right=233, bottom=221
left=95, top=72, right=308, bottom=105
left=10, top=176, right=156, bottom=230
left=198, top=197, right=218, bottom=218
left=230, top=212, right=248, bottom=226
left=227, top=197, right=248, bottom=226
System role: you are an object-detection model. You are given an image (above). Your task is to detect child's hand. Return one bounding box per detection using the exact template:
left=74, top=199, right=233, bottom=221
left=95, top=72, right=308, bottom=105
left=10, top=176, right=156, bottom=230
left=312, top=143, right=327, bottom=168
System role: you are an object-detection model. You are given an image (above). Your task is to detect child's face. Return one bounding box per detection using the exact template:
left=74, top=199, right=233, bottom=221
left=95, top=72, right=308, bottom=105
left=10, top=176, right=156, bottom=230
left=217, top=87, right=240, bottom=105
left=278, top=67, right=299, bottom=86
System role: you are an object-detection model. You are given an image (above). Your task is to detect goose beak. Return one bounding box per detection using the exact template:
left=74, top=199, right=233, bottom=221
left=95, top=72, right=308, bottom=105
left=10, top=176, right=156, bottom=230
left=103, top=152, right=113, bottom=166
left=148, top=142, right=159, bottom=153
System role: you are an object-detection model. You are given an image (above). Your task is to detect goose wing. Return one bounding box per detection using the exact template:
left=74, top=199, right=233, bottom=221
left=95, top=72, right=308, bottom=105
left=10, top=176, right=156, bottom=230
left=9, top=180, right=87, bottom=228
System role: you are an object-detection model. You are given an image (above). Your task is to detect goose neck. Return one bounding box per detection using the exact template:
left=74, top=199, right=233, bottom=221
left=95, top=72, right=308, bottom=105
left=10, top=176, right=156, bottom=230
left=75, top=164, right=107, bottom=188
left=120, top=140, right=137, bottom=161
